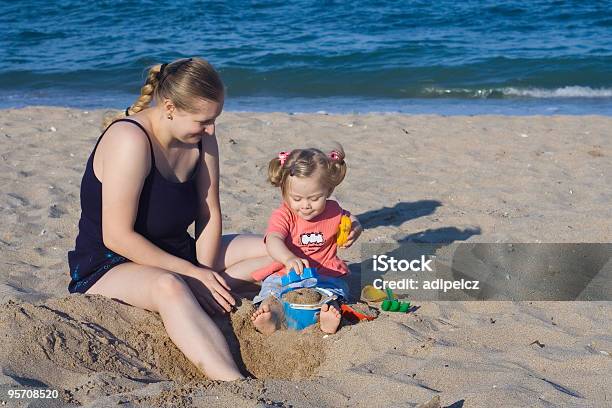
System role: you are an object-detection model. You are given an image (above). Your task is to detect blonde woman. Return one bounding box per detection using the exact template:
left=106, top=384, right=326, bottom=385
left=68, top=57, right=274, bottom=380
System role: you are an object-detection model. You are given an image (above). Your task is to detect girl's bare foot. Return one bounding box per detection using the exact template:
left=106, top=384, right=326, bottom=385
left=319, top=303, right=341, bottom=334
left=251, top=303, right=279, bottom=335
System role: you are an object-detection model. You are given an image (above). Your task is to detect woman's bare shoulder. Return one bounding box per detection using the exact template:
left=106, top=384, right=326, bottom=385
left=102, top=119, right=151, bottom=150
left=96, top=119, right=153, bottom=174
left=100, top=121, right=150, bottom=158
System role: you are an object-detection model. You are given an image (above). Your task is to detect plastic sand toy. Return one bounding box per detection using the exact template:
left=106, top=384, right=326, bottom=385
left=282, top=287, right=336, bottom=330
left=336, top=215, right=352, bottom=246
left=280, top=267, right=318, bottom=287
left=380, top=288, right=411, bottom=313
left=381, top=300, right=411, bottom=312
left=340, top=303, right=378, bottom=322
left=360, top=285, right=389, bottom=302
left=280, top=268, right=337, bottom=330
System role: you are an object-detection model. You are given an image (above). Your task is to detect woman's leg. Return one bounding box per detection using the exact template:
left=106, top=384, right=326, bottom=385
left=85, top=262, right=243, bottom=381
left=216, top=234, right=273, bottom=292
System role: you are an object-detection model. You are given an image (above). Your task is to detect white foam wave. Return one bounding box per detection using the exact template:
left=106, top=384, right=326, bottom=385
left=501, top=86, right=612, bottom=98
left=423, top=86, right=612, bottom=98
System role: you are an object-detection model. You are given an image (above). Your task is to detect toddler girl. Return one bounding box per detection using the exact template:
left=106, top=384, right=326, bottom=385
left=251, top=145, right=352, bottom=334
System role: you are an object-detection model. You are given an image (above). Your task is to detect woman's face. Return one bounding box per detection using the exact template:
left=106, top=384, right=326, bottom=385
left=170, top=97, right=224, bottom=144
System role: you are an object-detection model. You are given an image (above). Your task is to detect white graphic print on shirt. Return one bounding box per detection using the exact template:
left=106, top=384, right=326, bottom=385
left=300, top=232, right=324, bottom=246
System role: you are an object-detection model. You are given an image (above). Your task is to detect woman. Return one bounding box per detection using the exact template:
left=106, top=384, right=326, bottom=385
left=67, top=57, right=362, bottom=381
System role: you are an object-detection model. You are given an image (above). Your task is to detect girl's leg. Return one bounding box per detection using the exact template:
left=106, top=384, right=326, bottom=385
left=85, top=262, right=243, bottom=381
left=216, top=234, right=273, bottom=291
left=251, top=297, right=284, bottom=335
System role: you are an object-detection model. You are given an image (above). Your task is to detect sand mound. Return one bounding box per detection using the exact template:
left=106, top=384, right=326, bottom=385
left=226, top=300, right=325, bottom=379
left=281, top=288, right=323, bottom=304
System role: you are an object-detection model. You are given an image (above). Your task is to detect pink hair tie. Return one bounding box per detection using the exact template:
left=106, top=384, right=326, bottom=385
left=329, top=150, right=341, bottom=161
left=278, top=151, right=291, bottom=166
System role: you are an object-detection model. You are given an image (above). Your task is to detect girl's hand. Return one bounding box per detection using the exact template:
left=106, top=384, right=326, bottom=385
left=184, top=266, right=236, bottom=315
left=340, top=215, right=363, bottom=248
left=284, top=257, right=310, bottom=275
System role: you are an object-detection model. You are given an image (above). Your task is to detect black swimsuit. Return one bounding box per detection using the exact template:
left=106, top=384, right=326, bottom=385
left=67, top=119, right=201, bottom=293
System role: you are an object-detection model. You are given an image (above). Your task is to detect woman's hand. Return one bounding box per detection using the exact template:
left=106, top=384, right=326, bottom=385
left=284, top=257, right=310, bottom=275
left=340, top=215, right=363, bottom=248
left=184, top=266, right=235, bottom=315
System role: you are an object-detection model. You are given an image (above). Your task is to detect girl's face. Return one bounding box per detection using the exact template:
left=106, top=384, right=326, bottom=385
left=285, top=170, right=330, bottom=220
left=170, top=97, right=224, bottom=144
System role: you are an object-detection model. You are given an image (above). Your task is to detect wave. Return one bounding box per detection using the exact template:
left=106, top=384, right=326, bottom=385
left=423, top=86, right=612, bottom=99
left=501, top=86, right=612, bottom=98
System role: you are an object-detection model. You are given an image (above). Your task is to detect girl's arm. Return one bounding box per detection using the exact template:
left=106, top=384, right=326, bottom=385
left=266, top=232, right=309, bottom=274
left=194, top=131, right=222, bottom=269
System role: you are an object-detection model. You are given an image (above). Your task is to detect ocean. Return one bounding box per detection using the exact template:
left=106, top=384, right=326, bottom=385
left=1, top=0, right=611, bottom=115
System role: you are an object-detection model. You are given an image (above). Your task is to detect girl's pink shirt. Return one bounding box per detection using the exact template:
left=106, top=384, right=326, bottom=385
left=252, top=200, right=350, bottom=281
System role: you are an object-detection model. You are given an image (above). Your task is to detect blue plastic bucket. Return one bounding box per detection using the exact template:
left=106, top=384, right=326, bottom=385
left=281, top=288, right=335, bottom=330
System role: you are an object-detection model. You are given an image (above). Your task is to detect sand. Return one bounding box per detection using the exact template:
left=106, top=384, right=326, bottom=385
left=0, top=107, right=610, bottom=407
left=282, top=288, right=323, bottom=305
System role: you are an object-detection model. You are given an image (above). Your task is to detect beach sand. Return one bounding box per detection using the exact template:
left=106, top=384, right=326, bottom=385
left=0, top=107, right=610, bottom=407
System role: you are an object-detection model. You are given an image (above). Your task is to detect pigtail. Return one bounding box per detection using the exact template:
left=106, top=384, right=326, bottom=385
left=101, top=64, right=163, bottom=129
left=267, top=157, right=284, bottom=187
left=327, top=144, right=347, bottom=188
left=267, top=146, right=346, bottom=195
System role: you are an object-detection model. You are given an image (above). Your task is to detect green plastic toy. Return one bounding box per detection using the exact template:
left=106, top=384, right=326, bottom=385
left=381, top=288, right=411, bottom=312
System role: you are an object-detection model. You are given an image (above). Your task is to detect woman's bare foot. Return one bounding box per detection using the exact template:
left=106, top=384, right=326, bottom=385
left=319, top=303, right=341, bottom=334
left=251, top=303, right=279, bottom=335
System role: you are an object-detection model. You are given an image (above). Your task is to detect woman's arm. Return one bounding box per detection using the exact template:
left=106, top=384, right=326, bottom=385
left=194, top=132, right=222, bottom=269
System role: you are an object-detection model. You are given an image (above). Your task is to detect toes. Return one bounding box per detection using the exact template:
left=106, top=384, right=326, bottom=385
left=327, top=304, right=341, bottom=317
left=332, top=306, right=341, bottom=317
left=251, top=305, right=269, bottom=320
left=320, top=304, right=342, bottom=319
